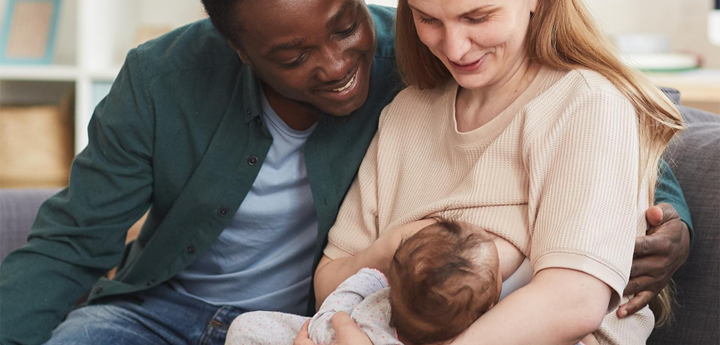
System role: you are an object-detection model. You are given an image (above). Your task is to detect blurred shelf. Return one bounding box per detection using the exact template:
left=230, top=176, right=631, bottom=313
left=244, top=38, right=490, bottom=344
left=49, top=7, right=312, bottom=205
left=87, top=67, right=122, bottom=82
left=1, top=0, right=206, bottom=155
left=647, top=69, right=720, bottom=103
left=0, top=65, right=79, bottom=82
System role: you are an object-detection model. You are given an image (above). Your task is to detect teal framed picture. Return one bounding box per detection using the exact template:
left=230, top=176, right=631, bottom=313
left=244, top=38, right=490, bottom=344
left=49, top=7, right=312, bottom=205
left=0, top=0, right=62, bottom=64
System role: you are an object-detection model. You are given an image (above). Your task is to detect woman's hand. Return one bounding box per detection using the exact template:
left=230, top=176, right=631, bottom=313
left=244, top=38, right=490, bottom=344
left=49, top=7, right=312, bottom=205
left=293, top=313, right=373, bottom=345
left=618, top=203, right=690, bottom=317
left=294, top=321, right=317, bottom=345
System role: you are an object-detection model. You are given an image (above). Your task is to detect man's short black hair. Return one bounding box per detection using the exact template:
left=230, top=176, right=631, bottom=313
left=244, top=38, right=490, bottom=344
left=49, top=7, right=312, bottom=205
left=200, top=0, right=245, bottom=46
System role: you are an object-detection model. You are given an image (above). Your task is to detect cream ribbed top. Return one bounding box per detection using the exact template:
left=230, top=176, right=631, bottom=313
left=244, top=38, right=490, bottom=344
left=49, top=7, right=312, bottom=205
left=325, top=67, right=654, bottom=344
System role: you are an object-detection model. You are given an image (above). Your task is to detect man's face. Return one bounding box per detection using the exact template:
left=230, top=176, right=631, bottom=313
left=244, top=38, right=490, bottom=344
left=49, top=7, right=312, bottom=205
left=233, top=0, right=377, bottom=117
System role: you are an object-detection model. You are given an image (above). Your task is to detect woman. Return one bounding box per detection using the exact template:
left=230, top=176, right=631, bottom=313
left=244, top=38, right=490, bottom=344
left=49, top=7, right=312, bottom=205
left=314, top=0, right=683, bottom=344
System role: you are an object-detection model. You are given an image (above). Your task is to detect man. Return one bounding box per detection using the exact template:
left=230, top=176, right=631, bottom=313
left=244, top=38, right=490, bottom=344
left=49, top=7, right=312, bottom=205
left=0, top=1, right=692, bottom=344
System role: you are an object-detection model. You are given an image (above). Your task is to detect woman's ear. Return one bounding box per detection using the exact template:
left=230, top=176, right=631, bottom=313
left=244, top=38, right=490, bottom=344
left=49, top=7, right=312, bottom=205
left=529, top=0, right=539, bottom=14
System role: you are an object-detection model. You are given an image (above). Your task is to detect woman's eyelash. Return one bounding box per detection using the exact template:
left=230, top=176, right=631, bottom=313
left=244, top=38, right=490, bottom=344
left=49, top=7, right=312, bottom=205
left=418, top=15, right=489, bottom=24
left=468, top=15, right=489, bottom=24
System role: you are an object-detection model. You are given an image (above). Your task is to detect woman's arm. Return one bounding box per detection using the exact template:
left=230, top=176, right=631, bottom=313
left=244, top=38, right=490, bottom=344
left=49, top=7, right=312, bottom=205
left=452, top=268, right=611, bottom=345
left=314, top=219, right=436, bottom=309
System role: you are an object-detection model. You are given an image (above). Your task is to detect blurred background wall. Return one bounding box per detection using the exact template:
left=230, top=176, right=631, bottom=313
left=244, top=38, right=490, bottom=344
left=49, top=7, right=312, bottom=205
left=584, top=0, right=720, bottom=69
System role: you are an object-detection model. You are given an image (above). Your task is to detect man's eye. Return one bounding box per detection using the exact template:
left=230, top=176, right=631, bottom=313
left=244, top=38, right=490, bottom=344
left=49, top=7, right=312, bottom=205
left=280, top=52, right=309, bottom=69
left=336, top=21, right=360, bottom=38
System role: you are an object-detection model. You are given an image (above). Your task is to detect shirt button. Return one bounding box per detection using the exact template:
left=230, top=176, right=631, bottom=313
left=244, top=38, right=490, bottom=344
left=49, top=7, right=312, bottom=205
left=93, top=286, right=103, bottom=294
left=247, top=156, right=258, bottom=166
left=246, top=109, right=251, bottom=116
left=187, top=245, right=195, bottom=255
left=217, top=207, right=228, bottom=216
left=146, top=279, right=155, bottom=287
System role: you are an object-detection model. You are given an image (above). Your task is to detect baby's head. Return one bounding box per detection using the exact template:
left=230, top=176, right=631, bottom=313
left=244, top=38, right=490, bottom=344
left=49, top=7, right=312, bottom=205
left=388, top=219, right=501, bottom=345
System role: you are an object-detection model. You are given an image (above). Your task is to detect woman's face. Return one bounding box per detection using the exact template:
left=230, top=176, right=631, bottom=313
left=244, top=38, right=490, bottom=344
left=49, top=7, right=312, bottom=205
left=406, top=0, right=538, bottom=90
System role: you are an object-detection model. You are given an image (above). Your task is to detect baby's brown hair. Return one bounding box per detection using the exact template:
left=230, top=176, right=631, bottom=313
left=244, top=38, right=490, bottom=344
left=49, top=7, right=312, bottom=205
left=388, top=219, right=500, bottom=344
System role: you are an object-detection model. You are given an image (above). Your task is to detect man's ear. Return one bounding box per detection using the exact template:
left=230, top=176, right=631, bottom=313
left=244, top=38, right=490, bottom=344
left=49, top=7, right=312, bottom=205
left=228, top=39, right=251, bottom=66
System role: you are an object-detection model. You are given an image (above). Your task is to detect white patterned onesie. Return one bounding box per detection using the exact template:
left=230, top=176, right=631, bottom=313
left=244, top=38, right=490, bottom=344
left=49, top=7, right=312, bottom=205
left=225, top=268, right=400, bottom=345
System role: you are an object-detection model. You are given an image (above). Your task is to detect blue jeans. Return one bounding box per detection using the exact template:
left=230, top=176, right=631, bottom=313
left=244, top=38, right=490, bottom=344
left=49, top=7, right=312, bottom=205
left=44, top=283, right=244, bottom=345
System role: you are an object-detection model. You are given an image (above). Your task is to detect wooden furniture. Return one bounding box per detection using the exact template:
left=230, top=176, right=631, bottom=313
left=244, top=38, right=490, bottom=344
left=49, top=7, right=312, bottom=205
left=647, top=69, right=720, bottom=114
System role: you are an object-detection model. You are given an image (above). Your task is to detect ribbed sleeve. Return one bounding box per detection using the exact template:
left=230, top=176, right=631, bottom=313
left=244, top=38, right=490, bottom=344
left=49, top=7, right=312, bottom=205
left=525, top=88, right=641, bottom=309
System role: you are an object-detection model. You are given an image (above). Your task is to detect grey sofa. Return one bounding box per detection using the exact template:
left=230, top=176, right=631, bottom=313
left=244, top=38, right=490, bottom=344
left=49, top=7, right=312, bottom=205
left=0, top=92, right=718, bottom=344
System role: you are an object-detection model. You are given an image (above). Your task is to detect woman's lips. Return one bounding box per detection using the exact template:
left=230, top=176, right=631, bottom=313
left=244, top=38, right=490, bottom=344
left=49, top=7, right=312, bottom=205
left=449, top=54, right=487, bottom=72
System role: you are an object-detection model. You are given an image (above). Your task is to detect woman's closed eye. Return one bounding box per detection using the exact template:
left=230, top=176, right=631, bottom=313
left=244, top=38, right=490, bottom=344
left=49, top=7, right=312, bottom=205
left=417, top=15, right=489, bottom=25
left=418, top=16, right=437, bottom=24
left=467, top=15, right=489, bottom=24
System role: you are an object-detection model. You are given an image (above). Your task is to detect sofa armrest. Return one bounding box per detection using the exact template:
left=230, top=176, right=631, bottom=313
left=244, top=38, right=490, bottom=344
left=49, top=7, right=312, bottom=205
left=0, top=189, right=60, bottom=262
left=648, top=106, right=720, bottom=344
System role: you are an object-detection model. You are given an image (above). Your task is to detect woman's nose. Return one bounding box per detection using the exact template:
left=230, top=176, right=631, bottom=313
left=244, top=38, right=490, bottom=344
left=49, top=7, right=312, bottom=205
left=443, top=25, right=471, bottom=63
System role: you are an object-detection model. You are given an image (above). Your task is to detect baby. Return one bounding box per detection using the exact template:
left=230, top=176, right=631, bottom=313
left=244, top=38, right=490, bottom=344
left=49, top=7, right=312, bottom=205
left=226, top=219, right=504, bottom=345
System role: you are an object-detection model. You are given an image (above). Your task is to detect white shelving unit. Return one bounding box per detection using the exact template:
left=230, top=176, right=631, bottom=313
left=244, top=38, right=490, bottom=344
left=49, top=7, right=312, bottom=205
left=0, top=0, right=206, bottom=153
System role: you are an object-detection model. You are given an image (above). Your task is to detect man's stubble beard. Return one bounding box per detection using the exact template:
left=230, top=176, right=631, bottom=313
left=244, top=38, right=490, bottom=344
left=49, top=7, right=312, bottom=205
left=301, top=102, right=357, bottom=125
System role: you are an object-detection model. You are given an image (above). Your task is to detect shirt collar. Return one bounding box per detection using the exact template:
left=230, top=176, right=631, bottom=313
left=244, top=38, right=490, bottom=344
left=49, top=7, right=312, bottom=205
left=240, top=64, right=263, bottom=124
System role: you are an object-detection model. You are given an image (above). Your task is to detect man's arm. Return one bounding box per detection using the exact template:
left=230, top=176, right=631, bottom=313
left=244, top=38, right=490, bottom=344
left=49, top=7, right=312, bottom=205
left=620, top=160, right=692, bottom=317
left=0, top=49, right=154, bottom=345
left=619, top=203, right=690, bottom=317
left=655, top=159, right=693, bottom=239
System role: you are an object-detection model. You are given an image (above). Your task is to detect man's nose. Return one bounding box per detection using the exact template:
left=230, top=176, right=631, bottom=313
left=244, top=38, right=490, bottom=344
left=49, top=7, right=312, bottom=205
left=316, top=45, right=352, bottom=82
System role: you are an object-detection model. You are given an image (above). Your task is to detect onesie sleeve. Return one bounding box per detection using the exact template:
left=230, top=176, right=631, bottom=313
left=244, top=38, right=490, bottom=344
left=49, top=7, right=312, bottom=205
left=308, top=268, right=389, bottom=344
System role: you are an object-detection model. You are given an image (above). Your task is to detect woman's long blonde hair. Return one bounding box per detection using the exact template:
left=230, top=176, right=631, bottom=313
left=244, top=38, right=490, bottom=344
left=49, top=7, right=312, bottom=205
left=396, top=0, right=684, bottom=326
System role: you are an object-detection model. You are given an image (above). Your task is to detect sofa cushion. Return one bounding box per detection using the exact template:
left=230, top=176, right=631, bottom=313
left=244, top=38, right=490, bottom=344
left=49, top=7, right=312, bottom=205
left=649, top=106, right=720, bottom=344
left=660, top=87, right=681, bottom=105
left=0, top=189, right=59, bottom=262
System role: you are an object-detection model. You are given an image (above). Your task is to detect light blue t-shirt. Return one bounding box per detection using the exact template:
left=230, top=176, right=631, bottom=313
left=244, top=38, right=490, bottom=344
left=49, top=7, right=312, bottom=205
left=171, top=90, right=318, bottom=315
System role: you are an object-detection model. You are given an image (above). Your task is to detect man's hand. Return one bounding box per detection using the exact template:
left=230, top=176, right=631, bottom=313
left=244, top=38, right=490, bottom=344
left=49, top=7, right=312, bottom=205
left=618, top=203, right=690, bottom=318
left=293, top=313, right=373, bottom=345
